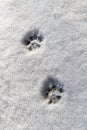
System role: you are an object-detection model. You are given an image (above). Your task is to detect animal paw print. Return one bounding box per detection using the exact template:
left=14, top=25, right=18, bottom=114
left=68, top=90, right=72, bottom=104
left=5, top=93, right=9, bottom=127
left=41, top=77, right=64, bottom=104
left=22, top=27, right=44, bottom=51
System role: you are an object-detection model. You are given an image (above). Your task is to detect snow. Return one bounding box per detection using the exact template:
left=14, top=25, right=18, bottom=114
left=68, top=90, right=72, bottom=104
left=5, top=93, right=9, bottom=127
left=0, top=0, right=87, bottom=130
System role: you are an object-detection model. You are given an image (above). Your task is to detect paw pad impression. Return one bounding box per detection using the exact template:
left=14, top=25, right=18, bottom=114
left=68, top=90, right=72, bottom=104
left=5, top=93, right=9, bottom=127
left=41, top=77, right=64, bottom=104
left=22, top=27, right=44, bottom=51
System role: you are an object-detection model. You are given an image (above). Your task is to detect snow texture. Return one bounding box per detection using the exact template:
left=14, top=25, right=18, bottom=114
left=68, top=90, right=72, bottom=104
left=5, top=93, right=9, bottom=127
left=0, top=0, right=87, bottom=130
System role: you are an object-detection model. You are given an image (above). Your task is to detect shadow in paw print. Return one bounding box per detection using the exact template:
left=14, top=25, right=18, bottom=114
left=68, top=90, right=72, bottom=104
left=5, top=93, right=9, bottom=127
left=41, top=76, right=64, bottom=104
left=22, top=27, right=44, bottom=51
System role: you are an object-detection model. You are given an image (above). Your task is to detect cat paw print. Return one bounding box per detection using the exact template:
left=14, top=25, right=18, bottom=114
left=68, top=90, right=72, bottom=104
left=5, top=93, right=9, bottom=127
left=22, top=27, right=44, bottom=51
left=41, top=77, right=64, bottom=104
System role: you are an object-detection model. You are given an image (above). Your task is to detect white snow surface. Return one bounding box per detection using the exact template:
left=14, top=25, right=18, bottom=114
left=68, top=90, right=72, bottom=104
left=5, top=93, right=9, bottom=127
left=0, top=0, right=87, bottom=130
